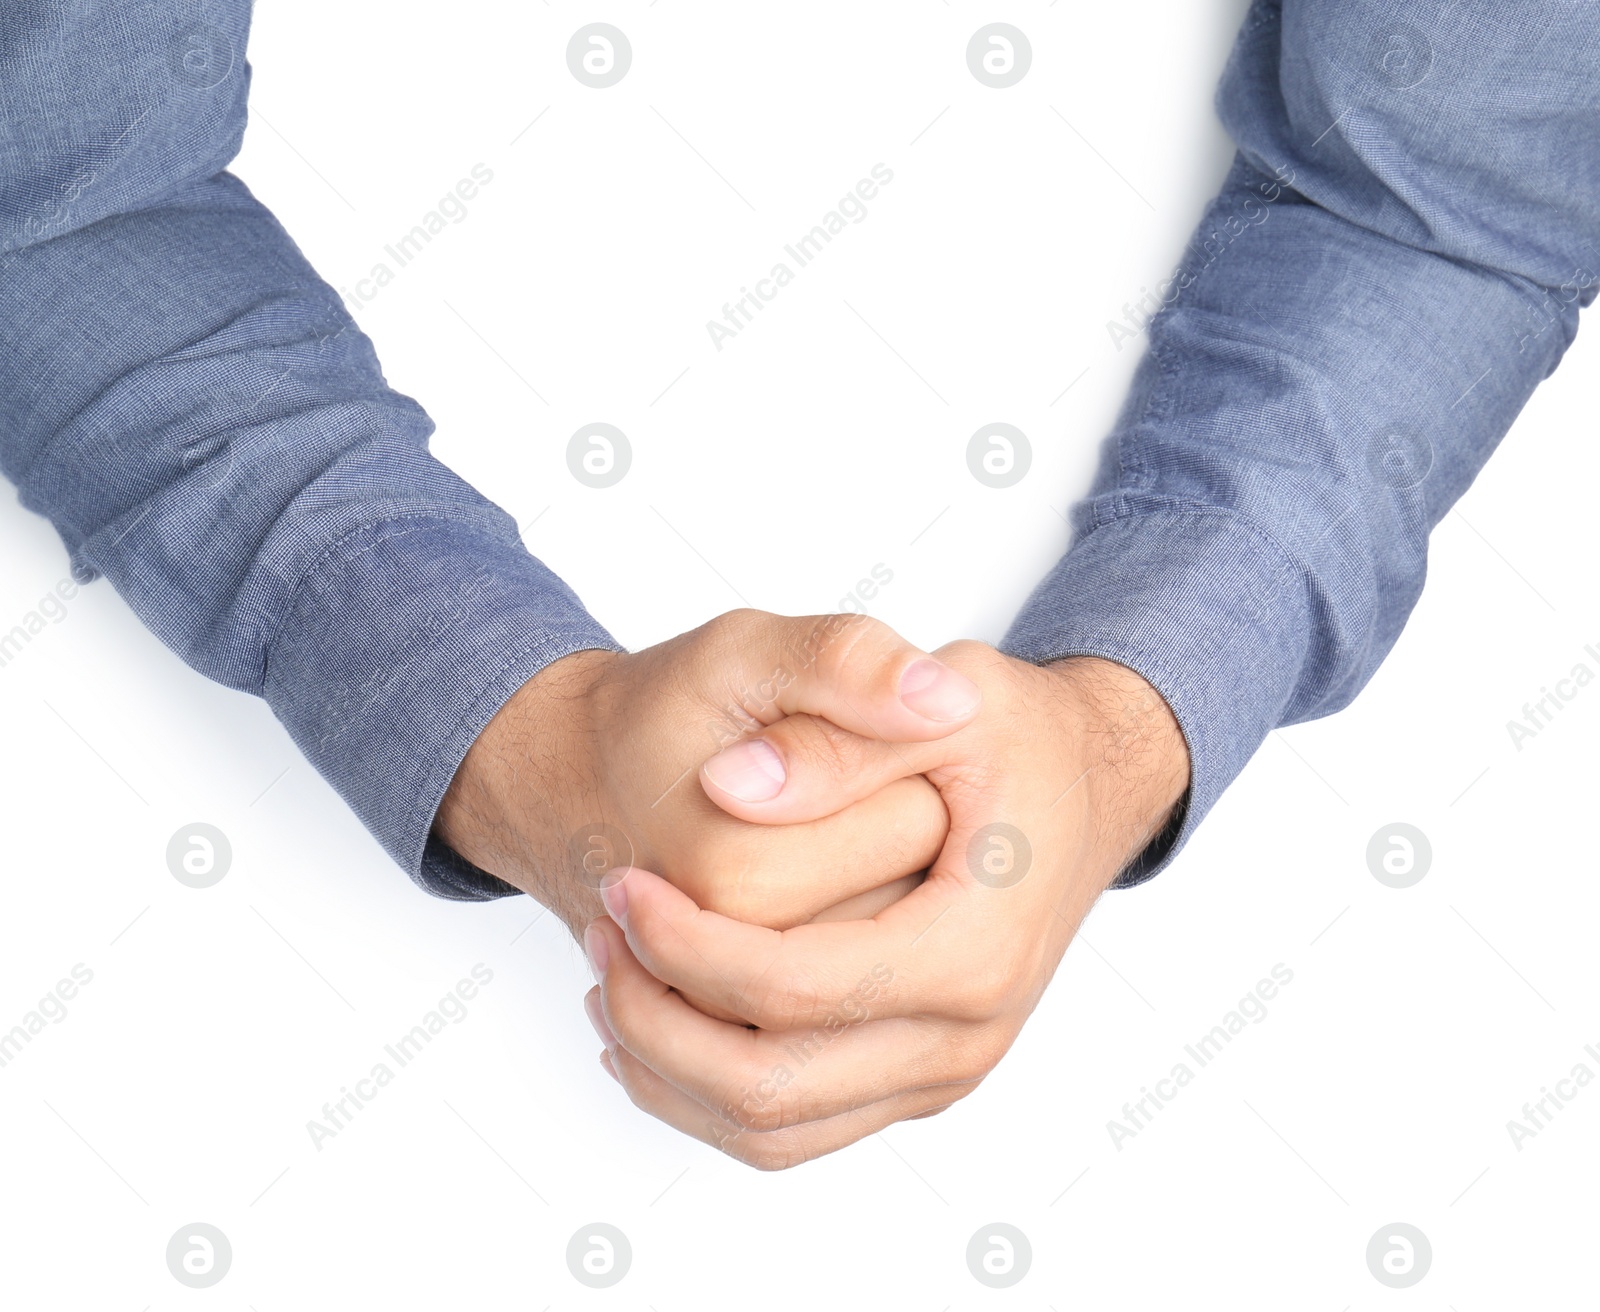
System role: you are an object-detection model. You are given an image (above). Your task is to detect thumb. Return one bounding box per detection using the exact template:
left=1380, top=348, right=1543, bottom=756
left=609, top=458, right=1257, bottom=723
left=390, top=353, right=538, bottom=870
left=700, top=712, right=949, bottom=823
left=714, top=610, right=981, bottom=746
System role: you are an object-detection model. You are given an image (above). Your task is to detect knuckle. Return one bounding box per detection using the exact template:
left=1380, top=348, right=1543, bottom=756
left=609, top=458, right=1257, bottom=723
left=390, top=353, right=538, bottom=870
left=741, top=982, right=793, bottom=1032
left=910, top=1089, right=969, bottom=1119
left=950, top=962, right=1021, bottom=1024
left=761, top=1148, right=809, bottom=1173
left=728, top=1097, right=787, bottom=1135
left=839, top=612, right=891, bottom=645
left=625, top=907, right=677, bottom=969
left=709, top=1124, right=769, bottom=1170
left=599, top=988, right=642, bottom=1048
left=931, top=640, right=1006, bottom=693
left=950, top=1034, right=1007, bottom=1084
left=933, top=638, right=994, bottom=669
left=744, top=964, right=822, bottom=1032
left=607, top=1051, right=644, bottom=1101
left=698, top=608, right=766, bottom=654
left=902, top=776, right=950, bottom=851
left=810, top=612, right=890, bottom=686
left=739, top=1136, right=809, bottom=1172
left=789, top=715, right=866, bottom=781
left=732, top=1144, right=779, bottom=1171
left=705, top=1122, right=751, bottom=1163
left=742, top=981, right=796, bottom=1032
left=617, top=1072, right=650, bottom=1114
left=704, top=1051, right=798, bottom=1134
left=716, top=607, right=765, bottom=634
left=918, top=1080, right=984, bottom=1118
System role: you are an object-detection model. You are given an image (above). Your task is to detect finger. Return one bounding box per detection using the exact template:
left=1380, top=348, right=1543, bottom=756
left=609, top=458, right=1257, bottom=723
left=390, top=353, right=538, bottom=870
left=577, top=771, right=946, bottom=932
left=808, top=870, right=923, bottom=923
left=598, top=865, right=1003, bottom=1031
left=705, top=612, right=981, bottom=775
left=588, top=927, right=986, bottom=1129
left=677, top=869, right=925, bottom=1024
left=701, top=712, right=952, bottom=825
left=679, top=774, right=946, bottom=930
left=602, top=1036, right=976, bottom=1170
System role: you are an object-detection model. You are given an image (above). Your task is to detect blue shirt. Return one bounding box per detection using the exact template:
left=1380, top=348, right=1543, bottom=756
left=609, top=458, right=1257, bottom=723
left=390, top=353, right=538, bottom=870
left=3, top=1, right=1595, bottom=899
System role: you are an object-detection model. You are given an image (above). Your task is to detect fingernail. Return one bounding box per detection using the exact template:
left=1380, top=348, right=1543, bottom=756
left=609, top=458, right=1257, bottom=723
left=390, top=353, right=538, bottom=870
left=899, top=658, right=981, bottom=722
left=599, top=1049, right=620, bottom=1083
left=584, top=922, right=609, bottom=982
left=600, top=872, right=629, bottom=928
left=702, top=738, right=787, bottom=802
left=584, top=989, right=617, bottom=1052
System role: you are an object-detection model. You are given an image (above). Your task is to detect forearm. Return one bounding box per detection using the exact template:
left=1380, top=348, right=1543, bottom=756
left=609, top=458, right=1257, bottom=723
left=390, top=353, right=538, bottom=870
left=435, top=648, right=624, bottom=931
left=1006, top=0, right=1600, bottom=883
left=1044, top=657, right=1190, bottom=880
left=0, top=6, right=619, bottom=897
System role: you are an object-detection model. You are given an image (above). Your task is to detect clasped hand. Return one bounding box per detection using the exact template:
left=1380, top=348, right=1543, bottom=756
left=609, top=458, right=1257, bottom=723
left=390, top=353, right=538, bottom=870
left=437, top=609, right=1189, bottom=1168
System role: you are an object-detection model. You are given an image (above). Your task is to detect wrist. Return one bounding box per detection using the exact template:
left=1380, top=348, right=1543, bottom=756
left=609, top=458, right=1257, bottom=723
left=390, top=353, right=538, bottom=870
left=434, top=647, right=623, bottom=932
left=1045, top=655, right=1191, bottom=866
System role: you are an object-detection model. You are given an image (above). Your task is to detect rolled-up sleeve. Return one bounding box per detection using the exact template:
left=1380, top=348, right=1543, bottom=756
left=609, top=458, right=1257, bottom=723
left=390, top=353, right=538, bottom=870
left=0, top=3, right=620, bottom=899
left=1003, top=0, right=1600, bottom=884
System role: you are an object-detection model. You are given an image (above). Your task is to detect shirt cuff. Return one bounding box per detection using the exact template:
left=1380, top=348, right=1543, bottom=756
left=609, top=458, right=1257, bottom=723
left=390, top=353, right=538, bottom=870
left=1000, top=507, right=1312, bottom=886
left=261, top=514, right=622, bottom=900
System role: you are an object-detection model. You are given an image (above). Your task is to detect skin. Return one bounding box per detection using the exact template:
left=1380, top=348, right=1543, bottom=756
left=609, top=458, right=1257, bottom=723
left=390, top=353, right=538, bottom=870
left=437, top=612, right=1190, bottom=1169
left=581, top=642, right=1191, bottom=1169
left=434, top=609, right=985, bottom=938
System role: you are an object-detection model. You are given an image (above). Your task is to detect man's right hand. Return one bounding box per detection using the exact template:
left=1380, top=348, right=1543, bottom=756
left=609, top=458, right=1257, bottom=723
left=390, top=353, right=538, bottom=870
left=432, top=609, right=983, bottom=941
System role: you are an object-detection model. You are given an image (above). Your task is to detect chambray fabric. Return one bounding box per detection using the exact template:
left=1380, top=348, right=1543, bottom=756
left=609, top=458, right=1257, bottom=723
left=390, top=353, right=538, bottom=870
left=1004, top=0, right=1600, bottom=884
left=0, top=2, right=620, bottom=900
left=1, top=1, right=1594, bottom=899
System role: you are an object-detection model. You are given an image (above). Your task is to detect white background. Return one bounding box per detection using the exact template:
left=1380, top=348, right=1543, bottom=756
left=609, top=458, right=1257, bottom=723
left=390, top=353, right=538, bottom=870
left=2, top=1, right=1597, bottom=1307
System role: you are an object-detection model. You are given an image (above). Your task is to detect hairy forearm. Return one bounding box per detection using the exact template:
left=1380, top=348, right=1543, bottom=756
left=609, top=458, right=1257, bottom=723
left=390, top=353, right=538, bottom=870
left=435, top=649, right=623, bottom=935
left=1045, top=656, right=1191, bottom=877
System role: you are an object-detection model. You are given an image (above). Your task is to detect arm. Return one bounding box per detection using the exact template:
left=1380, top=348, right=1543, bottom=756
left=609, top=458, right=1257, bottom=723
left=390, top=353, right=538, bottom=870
left=579, top=0, right=1600, bottom=1167
left=2, top=5, right=983, bottom=935
left=1004, top=0, right=1600, bottom=882
left=0, top=2, right=618, bottom=898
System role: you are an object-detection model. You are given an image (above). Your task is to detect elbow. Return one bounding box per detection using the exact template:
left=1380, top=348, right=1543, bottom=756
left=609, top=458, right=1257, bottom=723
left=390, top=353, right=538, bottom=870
left=1, top=7, right=251, bottom=256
